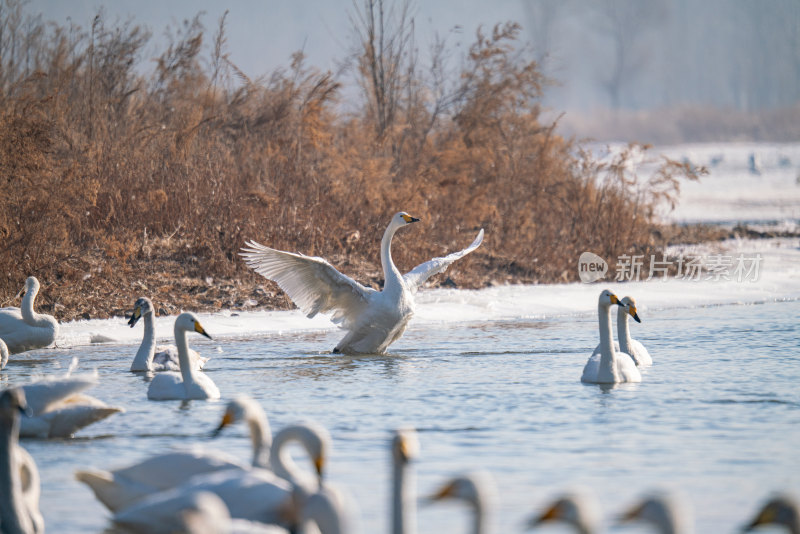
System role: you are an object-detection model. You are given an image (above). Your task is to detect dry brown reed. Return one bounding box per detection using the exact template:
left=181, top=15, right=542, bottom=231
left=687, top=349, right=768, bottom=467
left=0, top=0, right=701, bottom=321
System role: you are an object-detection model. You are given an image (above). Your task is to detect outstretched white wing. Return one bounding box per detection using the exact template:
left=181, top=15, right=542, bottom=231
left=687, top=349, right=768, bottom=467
left=240, top=241, right=376, bottom=328
left=403, top=229, right=484, bottom=293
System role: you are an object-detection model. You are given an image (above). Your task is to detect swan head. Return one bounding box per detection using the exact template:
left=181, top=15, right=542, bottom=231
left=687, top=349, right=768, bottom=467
left=598, top=289, right=621, bottom=308
left=0, top=387, right=30, bottom=421
left=527, top=489, right=601, bottom=533
left=392, top=212, right=420, bottom=229
left=273, top=422, right=331, bottom=481
left=621, top=296, right=642, bottom=323
left=16, top=276, right=40, bottom=299
left=744, top=494, right=800, bottom=532
left=428, top=471, right=496, bottom=511
left=392, top=427, right=420, bottom=465
left=128, top=297, right=155, bottom=327
left=619, top=492, right=693, bottom=533
left=175, top=312, right=212, bottom=340
left=212, top=395, right=266, bottom=436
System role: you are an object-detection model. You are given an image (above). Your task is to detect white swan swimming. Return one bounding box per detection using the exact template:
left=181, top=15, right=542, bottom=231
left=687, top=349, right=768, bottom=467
left=1, top=338, right=8, bottom=369
left=391, top=427, right=420, bottom=534
left=0, top=277, right=59, bottom=354
left=112, top=468, right=296, bottom=530
left=427, top=471, right=496, bottom=534
left=77, top=402, right=326, bottom=514
left=19, top=363, right=123, bottom=438
left=618, top=296, right=652, bottom=366
left=744, top=493, right=800, bottom=533
left=590, top=295, right=652, bottom=367
left=113, top=483, right=354, bottom=534
left=128, top=297, right=209, bottom=372
left=147, top=312, right=220, bottom=401
left=107, top=420, right=331, bottom=530
left=581, top=289, right=642, bottom=384
left=619, top=492, right=693, bottom=534
left=527, top=488, right=601, bottom=533
left=0, top=387, right=45, bottom=534
left=241, top=212, right=484, bottom=354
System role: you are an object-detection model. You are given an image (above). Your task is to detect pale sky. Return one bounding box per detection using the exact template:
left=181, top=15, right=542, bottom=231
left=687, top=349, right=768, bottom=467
left=31, top=0, right=528, bottom=79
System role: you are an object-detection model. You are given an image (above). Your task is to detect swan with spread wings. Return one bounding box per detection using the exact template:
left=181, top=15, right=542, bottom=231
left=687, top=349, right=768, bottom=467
left=241, top=212, right=483, bottom=355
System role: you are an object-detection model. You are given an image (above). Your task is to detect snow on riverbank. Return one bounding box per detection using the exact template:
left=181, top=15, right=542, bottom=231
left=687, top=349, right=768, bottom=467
left=56, top=236, right=800, bottom=349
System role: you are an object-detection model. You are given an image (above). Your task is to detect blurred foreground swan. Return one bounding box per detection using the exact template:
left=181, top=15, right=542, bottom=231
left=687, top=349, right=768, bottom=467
left=392, top=428, right=420, bottom=534
left=147, top=312, right=219, bottom=400
left=77, top=398, right=327, bottom=513
left=745, top=493, right=800, bottom=533
left=128, top=297, right=209, bottom=372
left=19, top=361, right=123, bottom=438
left=428, top=471, right=496, bottom=534
left=0, top=277, right=59, bottom=354
left=241, top=212, right=484, bottom=354
left=619, top=491, right=693, bottom=534
left=527, top=488, right=601, bottom=533
left=106, top=420, right=332, bottom=530
left=113, top=483, right=355, bottom=534
left=0, top=388, right=44, bottom=533
left=581, top=290, right=642, bottom=384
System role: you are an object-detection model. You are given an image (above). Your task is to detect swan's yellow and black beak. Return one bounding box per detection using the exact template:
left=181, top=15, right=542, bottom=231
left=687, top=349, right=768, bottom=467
left=314, top=454, right=325, bottom=479
left=528, top=502, right=562, bottom=527
left=609, top=294, right=621, bottom=306
left=194, top=320, right=212, bottom=340
left=744, top=502, right=778, bottom=530
left=212, top=410, right=234, bottom=437
left=618, top=501, right=645, bottom=523
left=16, top=391, right=32, bottom=417
left=401, top=213, right=420, bottom=224
left=628, top=305, right=642, bottom=323
left=128, top=306, right=142, bottom=328
left=427, top=480, right=456, bottom=503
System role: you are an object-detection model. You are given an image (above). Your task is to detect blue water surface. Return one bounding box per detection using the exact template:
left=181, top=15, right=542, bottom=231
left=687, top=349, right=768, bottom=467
left=2, top=298, right=798, bottom=533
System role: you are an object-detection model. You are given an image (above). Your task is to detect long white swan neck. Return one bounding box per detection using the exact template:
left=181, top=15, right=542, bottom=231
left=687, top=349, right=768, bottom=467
left=131, top=311, right=156, bottom=371
left=248, top=411, right=272, bottom=468
left=617, top=306, right=633, bottom=356
left=471, top=496, right=487, bottom=534
left=20, top=283, right=49, bottom=328
left=0, top=414, right=33, bottom=533
left=174, top=324, right=196, bottom=385
left=392, top=454, right=416, bottom=534
left=0, top=341, right=8, bottom=368
left=381, top=222, right=403, bottom=289
left=271, top=427, right=316, bottom=489
left=598, top=302, right=618, bottom=382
